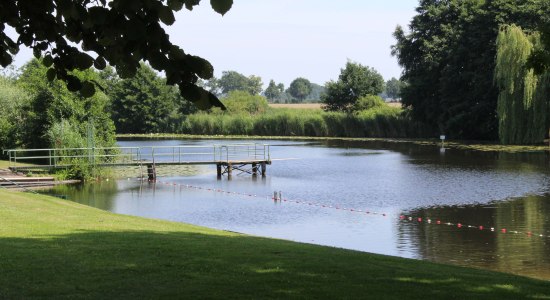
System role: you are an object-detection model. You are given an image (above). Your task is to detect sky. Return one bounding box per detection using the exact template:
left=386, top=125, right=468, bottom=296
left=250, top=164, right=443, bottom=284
left=9, top=0, right=418, bottom=87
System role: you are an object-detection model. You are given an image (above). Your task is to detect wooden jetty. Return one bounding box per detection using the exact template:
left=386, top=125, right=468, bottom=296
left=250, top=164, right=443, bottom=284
left=0, top=168, right=80, bottom=189
left=3, top=143, right=271, bottom=180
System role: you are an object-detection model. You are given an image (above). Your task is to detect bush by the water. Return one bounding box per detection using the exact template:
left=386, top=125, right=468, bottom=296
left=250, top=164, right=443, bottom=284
left=351, top=95, right=386, bottom=112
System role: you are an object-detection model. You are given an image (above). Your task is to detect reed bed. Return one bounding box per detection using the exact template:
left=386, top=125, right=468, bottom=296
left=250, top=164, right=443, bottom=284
left=180, top=107, right=430, bottom=138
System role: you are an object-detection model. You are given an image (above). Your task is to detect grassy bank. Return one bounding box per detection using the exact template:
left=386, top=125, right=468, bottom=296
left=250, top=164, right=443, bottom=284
left=1, top=190, right=549, bottom=299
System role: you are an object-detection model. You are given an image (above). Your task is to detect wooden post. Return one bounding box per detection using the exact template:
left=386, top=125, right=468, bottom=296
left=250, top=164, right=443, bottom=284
left=252, top=163, right=257, bottom=176
left=261, top=162, right=266, bottom=177
left=227, top=164, right=232, bottom=180
left=216, top=164, right=222, bottom=179
left=147, top=164, right=156, bottom=181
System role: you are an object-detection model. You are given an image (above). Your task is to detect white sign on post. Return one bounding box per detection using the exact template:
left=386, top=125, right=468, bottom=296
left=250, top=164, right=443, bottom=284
left=440, top=135, right=446, bottom=140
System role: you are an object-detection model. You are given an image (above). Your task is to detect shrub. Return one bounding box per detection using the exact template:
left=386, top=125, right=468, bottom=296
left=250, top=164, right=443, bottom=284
left=221, top=91, right=269, bottom=115
left=352, top=95, right=386, bottom=112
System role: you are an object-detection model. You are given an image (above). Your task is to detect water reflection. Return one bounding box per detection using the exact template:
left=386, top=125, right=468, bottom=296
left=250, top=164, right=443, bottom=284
left=53, top=180, right=119, bottom=211
left=45, top=139, right=550, bottom=280
left=400, top=195, right=550, bottom=279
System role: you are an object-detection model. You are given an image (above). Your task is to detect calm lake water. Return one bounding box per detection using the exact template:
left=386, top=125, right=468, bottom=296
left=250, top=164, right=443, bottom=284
left=46, top=139, right=550, bottom=280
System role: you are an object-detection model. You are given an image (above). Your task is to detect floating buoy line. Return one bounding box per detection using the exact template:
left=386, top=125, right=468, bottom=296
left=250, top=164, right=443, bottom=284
left=154, top=180, right=550, bottom=240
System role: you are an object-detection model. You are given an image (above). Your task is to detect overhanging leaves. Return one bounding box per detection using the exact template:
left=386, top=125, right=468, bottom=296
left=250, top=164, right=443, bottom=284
left=0, top=0, right=231, bottom=108
left=210, top=0, right=233, bottom=16
left=179, top=84, right=225, bottom=110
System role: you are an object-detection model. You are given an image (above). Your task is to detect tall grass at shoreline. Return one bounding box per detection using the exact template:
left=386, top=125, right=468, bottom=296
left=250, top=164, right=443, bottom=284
left=180, top=107, right=430, bottom=138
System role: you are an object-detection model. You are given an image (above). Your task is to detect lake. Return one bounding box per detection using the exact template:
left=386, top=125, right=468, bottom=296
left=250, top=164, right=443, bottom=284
left=46, top=138, right=550, bottom=280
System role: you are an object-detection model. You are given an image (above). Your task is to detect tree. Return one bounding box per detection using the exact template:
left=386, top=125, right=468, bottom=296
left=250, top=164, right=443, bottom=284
left=0, top=76, right=29, bottom=151
left=202, top=77, right=222, bottom=97
left=108, top=62, right=181, bottom=133
left=218, top=71, right=263, bottom=95
left=495, top=25, right=549, bottom=144
left=247, top=75, right=263, bottom=95
left=287, top=77, right=312, bottom=102
left=264, top=79, right=284, bottom=102
left=322, top=61, right=384, bottom=112
left=0, top=0, right=233, bottom=109
left=392, top=0, right=547, bottom=139
left=385, top=77, right=403, bottom=100
left=529, top=22, right=550, bottom=74
left=16, top=59, right=116, bottom=150
left=307, top=83, right=326, bottom=102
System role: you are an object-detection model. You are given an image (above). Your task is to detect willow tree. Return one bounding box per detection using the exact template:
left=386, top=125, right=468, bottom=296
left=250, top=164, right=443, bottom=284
left=495, top=25, right=549, bottom=145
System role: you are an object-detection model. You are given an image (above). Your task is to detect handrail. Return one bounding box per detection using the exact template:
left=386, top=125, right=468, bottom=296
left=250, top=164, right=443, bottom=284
left=4, top=143, right=271, bottom=169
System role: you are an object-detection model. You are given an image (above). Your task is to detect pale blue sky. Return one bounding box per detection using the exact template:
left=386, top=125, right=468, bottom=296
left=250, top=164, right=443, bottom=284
left=10, top=1, right=418, bottom=87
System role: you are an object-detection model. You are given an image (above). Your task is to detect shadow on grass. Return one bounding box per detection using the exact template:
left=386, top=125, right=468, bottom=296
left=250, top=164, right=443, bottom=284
left=1, top=230, right=549, bottom=299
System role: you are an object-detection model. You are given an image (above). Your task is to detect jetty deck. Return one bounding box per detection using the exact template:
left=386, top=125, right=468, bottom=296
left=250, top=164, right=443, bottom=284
left=4, top=143, right=271, bottom=180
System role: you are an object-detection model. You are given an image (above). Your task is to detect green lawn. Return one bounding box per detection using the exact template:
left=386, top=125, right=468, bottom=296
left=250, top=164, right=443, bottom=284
left=0, top=159, right=40, bottom=169
left=0, top=160, right=14, bottom=169
left=1, top=189, right=549, bottom=299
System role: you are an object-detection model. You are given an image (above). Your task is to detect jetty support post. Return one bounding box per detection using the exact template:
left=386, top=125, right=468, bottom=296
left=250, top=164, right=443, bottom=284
left=147, top=164, right=156, bottom=181
left=261, top=162, right=266, bottom=177
left=227, top=163, right=232, bottom=180
left=216, top=164, right=222, bottom=180
left=252, top=163, right=257, bottom=176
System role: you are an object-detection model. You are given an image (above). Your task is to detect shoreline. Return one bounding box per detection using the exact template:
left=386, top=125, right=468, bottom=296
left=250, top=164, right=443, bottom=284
left=117, top=133, right=550, bottom=153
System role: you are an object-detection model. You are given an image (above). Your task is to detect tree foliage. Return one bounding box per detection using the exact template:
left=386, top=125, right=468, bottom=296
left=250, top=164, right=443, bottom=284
left=0, top=76, right=29, bottom=151
left=288, top=77, right=312, bottom=101
left=217, top=71, right=263, bottom=96
left=528, top=22, right=550, bottom=74
left=106, top=62, right=193, bottom=133
left=351, top=95, right=386, bottom=112
left=307, top=83, right=326, bottom=102
left=385, top=77, right=403, bottom=100
left=392, top=0, right=548, bottom=139
left=0, top=0, right=233, bottom=109
left=220, top=91, right=269, bottom=115
left=16, top=59, right=117, bottom=150
left=495, top=25, right=549, bottom=144
left=322, top=61, right=384, bottom=112
left=264, top=79, right=284, bottom=102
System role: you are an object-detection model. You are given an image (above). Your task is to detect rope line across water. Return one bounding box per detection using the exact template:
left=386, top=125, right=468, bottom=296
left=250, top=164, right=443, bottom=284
left=154, top=180, right=550, bottom=240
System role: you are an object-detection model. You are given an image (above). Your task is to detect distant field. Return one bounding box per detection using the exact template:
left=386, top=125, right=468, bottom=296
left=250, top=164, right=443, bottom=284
left=269, top=102, right=402, bottom=109
left=387, top=102, right=402, bottom=108
left=269, top=103, right=322, bottom=109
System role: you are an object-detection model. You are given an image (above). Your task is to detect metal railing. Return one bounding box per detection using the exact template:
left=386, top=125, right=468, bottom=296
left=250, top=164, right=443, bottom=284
left=3, top=143, right=270, bottom=170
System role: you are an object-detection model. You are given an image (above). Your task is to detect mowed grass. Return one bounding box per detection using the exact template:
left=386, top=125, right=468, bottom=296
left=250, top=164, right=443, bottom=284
left=0, top=159, right=37, bottom=169
left=1, top=189, right=549, bottom=299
